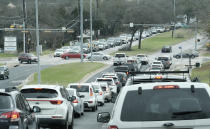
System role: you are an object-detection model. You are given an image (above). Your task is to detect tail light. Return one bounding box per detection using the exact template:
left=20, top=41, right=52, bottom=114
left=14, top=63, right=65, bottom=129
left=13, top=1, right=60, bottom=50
left=72, top=99, right=79, bottom=103
left=0, top=111, right=20, bottom=121
left=115, top=81, right=120, bottom=85
left=90, top=88, right=93, bottom=97
left=88, top=101, right=93, bottom=103
left=99, top=91, right=103, bottom=95
left=50, top=100, right=63, bottom=105
left=108, top=125, right=118, bottom=129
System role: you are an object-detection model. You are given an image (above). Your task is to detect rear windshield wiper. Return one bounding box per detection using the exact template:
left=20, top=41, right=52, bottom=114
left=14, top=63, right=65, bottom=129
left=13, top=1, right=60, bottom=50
left=173, top=110, right=202, bottom=115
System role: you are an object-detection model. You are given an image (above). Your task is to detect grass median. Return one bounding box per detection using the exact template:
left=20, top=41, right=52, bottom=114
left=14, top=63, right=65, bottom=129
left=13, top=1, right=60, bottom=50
left=191, top=61, right=210, bottom=85
left=0, top=53, right=17, bottom=58
left=30, top=62, right=105, bottom=86
left=112, top=29, right=194, bottom=56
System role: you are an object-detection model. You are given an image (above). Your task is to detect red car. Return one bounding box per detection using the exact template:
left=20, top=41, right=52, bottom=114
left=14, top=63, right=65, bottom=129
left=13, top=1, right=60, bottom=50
left=61, top=51, right=86, bottom=59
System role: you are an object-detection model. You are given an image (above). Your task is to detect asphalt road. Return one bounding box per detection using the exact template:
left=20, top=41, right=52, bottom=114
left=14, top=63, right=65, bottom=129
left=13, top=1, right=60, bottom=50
left=0, top=64, right=50, bottom=88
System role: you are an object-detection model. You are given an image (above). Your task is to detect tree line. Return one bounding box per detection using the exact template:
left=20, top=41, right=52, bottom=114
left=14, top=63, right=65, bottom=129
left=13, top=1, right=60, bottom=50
left=0, top=0, right=210, bottom=52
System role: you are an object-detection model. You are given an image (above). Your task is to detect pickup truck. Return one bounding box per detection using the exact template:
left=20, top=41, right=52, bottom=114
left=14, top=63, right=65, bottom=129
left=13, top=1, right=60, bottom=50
left=113, top=53, right=127, bottom=66
left=156, top=55, right=172, bottom=69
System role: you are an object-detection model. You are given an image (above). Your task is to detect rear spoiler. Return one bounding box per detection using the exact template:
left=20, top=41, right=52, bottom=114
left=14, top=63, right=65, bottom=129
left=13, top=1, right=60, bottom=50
left=130, top=70, right=190, bottom=76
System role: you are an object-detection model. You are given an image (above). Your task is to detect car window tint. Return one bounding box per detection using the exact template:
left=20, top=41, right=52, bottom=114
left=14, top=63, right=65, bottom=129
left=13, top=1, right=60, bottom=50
left=21, top=89, right=58, bottom=98
left=0, top=94, right=13, bottom=109
left=121, top=88, right=210, bottom=121
left=21, top=95, right=31, bottom=111
left=70, top=85, right=89, bottom=92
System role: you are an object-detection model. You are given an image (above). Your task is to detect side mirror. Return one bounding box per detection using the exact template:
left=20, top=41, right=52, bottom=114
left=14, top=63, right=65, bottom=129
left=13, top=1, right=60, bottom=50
left=195, top=62, right=200, bottom=68
left=97, top=112, right=110, bottom=123
left=68, top=96, right=76, bottom=101
left=33, top=106, right=41, bottom=113
left=79, top=95, right=85, bottom=98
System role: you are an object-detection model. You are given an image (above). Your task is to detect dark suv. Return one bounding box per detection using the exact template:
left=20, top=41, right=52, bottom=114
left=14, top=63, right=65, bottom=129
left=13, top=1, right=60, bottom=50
left=161, top=45, right=172, bottom=53
left=18, top=53, right=38, bottom=64
left=0, top=87, right=41, bottom=129
left=0, top=66, right=9, bottom=80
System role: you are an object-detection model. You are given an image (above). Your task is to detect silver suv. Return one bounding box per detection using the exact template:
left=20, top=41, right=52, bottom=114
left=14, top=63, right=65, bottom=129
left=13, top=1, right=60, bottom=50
left=20, top=85, right=74, bottom=129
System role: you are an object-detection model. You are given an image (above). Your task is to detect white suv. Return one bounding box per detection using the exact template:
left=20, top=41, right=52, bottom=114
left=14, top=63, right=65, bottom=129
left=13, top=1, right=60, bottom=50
left=97, top=82, right=210, bottom=129
left=68, top=83, right=98, bottom=112
left=92, top=82, right=105, bottom=106
left=113, top=53, right=127, bottom=66
left=20, top=85, right=74, bottom=129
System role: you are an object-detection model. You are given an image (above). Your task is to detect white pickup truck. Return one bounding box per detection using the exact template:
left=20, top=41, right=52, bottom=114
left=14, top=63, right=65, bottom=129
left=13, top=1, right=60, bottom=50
left=113, top=53, right=127, bottom=66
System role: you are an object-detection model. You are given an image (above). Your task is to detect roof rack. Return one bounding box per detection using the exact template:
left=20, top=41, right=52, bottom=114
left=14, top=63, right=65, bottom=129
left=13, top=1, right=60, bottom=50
left=130, top=70, right=190, bottom=76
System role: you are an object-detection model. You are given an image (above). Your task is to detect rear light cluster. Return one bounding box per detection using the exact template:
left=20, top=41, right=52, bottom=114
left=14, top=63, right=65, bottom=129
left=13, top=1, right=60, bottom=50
left=0, top=111, right=20, bottom=121
left=50, top=100, right=63, bottom=105
left=99, top=91, right=103, bottom=96
left=90, top=88, right=94, bottom=97
left=72, top=99, right=79, bottom=103
left=108, top=126, right=118, bottom=129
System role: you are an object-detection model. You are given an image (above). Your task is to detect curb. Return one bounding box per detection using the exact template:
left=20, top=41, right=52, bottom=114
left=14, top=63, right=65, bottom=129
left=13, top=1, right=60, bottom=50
left=17, top=73, right=34, bottom=89
left=79, top=64, right=111, bottom=83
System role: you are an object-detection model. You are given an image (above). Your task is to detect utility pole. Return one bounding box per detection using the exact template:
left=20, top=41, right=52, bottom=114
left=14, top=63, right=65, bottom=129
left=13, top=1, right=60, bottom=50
left=195, top=17, right=198, bottom=50
left=35, top=0, right=41, bottom=84
left=80, top=0, right=84, bottom=62
left=172, top=0, right=176, bottom=38
left=90, top=0, right=93, bottom=62
left=22, top=0, right=27, bottom=53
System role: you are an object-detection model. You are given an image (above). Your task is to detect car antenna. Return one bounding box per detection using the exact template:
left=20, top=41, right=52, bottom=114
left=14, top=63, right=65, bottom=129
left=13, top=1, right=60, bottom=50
left=191, top=85, right=195, bottom=93
left=138, top=87, right=142, bottom=94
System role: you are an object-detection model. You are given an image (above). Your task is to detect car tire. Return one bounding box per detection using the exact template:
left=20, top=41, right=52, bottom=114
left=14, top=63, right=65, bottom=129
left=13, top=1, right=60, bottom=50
left=191, top=55, right=195, bottom=58
left=7, top=76, right=9, bottom=79
left=65, top=56, right=69, bottom=60
left=28, top=60, right=31, bottom=64
left=68, top=115, right=74, bottom=129
left=91, top=106, right=96, bottom=112
left=62, top=118, right=70, bottom=129
left=2, top=75, right=5, bottom=80
left=175, top=55, right=180, bottom=59
left=19, top=60, right=22, bottom=64
left=103, top=57, right=108, bottom=60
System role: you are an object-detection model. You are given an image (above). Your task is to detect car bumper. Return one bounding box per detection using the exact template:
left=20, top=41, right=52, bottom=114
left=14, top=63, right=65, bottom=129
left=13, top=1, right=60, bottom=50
left=83, top=101, right=96, bottom=108
left=37, top=117, right=66, bottom=127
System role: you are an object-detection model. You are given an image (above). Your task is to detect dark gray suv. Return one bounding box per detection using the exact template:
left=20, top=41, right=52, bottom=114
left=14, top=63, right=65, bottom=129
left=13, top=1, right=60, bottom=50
left=0, top=87, right=41, bottom=129
left=0, top=66, right=9, bottom=80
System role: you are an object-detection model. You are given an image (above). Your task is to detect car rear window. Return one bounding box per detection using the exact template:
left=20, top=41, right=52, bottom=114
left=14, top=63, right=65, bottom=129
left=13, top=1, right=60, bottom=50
left=121, top=88, right=210, bottom=121
left=158, top=57, right=169, bottom=61
left=115, top=54, right=125, bottom=58
left=0, top=94, right=13, bottom=109
left=97, top=79, right=113, bottom=85
left=21, top=89, right=58, bottom=98
left=70, top=85, right=89, bottom=92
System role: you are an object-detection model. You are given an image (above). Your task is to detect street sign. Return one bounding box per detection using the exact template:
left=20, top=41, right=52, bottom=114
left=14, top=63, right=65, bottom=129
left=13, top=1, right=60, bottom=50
left=4, top=37, right=17, bottom=52
left=130, top=23, right=134, bottom=28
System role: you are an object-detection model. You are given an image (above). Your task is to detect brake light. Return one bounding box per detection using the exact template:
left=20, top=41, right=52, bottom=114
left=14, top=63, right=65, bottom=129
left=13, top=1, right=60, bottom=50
left=34, top=88, right=42, bottom=90
left=153, top=85, right=179, bottom=90
left=73, top=99, right=79, bottom=103
left=115, top=81, right=120, bottom=85
left=155, top=76, right=162, bottom=79
left=99, top=91, right=103, bottom=95
left=50, top=100, right=63, bottom=105
left=0, top=111, right=20, bottom=120
left=88, top=101, right=93, bottom=103
left=90, top=88, right=93, bottom=97
left=108, top=125, right=118, bottom=129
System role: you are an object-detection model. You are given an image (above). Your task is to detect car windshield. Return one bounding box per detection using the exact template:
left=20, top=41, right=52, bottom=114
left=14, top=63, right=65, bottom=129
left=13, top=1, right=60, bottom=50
left=0, top=94, right=13, bottom=109
left=121, top=88, right=210, bottom=121
left=70, top=85, right=89, bottom=92
left=21, top=89, right=58, bottom=98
